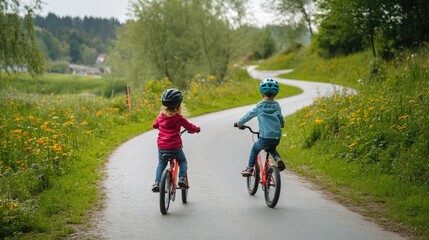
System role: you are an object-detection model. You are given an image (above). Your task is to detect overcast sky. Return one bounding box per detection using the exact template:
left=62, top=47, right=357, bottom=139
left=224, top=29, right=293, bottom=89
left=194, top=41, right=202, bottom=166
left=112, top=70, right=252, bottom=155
left=39, top=0, right=277, bottom=26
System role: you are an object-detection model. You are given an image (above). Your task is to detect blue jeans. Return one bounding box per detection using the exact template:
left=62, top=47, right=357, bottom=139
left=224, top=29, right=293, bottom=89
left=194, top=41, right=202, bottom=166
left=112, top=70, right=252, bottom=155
left=248, top=138, right=281, bottom=167
left=155, top=148, right=187, bottom=182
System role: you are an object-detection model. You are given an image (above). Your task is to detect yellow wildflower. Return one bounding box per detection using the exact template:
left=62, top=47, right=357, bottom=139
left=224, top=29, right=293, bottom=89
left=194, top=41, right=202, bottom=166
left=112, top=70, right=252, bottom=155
left=314, top=119, right=323, bottom=124
left=349, top=142, right=357, bottom=149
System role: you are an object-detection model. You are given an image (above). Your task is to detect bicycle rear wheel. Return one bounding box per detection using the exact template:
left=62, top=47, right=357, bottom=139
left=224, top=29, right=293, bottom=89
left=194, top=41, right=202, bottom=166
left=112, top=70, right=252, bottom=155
left=159, top=169, right=172, bottom=215
left=181, top=175, right=188, bottom=204
left=264, top=166, right=281, bottom=208
left=247, top=162, right=260, bottom=195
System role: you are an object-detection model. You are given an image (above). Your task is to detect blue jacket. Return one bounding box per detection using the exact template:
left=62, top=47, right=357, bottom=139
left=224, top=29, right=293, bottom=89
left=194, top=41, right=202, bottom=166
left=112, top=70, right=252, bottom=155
left=238, top=100, right=284, bottom=140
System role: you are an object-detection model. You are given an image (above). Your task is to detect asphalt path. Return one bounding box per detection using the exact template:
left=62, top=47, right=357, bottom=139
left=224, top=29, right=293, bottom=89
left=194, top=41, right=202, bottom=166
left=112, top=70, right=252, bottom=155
left=91, top=66, right=405, bottom=240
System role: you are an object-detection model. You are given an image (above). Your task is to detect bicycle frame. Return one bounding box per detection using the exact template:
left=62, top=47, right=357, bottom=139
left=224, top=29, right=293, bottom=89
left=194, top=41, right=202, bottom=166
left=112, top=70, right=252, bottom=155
left=256, top=151, right=271, bottom=186
left=169, top=158, right=179, bottom=194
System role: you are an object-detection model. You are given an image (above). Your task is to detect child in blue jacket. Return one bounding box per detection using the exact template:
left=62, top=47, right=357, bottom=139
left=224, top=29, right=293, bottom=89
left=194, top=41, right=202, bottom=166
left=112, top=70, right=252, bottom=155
left=235, top=78, right=286, bottom=175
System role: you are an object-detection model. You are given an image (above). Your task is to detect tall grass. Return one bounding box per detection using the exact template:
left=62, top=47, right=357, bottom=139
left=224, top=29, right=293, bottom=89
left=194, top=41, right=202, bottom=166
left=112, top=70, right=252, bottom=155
left=276, top=46, right=429, bottom=239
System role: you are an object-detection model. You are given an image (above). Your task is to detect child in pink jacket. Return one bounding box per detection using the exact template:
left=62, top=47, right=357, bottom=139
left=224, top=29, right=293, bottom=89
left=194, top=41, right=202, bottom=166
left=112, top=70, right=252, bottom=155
left=152, top=89, right=200, bottom=192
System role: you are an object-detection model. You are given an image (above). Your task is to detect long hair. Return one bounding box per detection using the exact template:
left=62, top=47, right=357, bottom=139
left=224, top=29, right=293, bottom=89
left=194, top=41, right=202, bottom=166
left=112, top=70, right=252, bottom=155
left=160, top=103, right=189, bottom=117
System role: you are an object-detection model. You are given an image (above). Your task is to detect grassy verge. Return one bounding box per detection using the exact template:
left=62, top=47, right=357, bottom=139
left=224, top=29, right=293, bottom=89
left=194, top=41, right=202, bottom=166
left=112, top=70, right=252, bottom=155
left=0, top=67, right=301, bottom=239
left=266, top=48, right=429, bottom=239
left=0, top=73, right=128, bottom=97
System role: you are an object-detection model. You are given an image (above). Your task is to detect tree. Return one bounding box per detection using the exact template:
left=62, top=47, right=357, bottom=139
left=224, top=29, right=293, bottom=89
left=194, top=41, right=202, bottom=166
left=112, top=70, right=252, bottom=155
left=265, top=0, right=315, bottom=36
left=0, top=0, right=44, bottom=76
left=36, top=28, right=70, bottom=61
left=315, top=0, right=429, bottom=58
left=33, top=13, right=121, bottom=64
left=314, top=0, right=366, bottom=57
left=115, top=0, right=248, bottom=86
left=80, top=45, right=98, bottom=65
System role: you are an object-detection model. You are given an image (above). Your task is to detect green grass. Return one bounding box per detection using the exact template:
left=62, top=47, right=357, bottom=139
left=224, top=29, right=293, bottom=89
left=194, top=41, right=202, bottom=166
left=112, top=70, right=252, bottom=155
left=265, top=47, right=429, bottom=239
left=0, top=73, right=127, bottom=97
left=0, top=67, right=301, bottom=239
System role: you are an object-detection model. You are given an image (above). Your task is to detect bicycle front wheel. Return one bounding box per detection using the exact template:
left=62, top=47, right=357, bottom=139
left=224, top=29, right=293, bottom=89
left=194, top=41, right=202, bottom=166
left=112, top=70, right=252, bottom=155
left=264, top=166, right=281, bottom=208
left=247, top=162, right=260, bottom=195
left=159, top=169, right=172, bottom=215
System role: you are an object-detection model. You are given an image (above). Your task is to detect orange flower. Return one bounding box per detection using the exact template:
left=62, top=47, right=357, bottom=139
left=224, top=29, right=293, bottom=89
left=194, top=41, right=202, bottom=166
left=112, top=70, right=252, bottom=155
left=12, top=129, right=22, bottom=134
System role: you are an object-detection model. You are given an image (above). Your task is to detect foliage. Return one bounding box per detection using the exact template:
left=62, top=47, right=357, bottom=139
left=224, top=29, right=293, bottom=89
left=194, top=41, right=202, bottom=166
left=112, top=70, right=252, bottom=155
left=265, top=0, right=315, bottom=35
left=249, top=28, right=276, bottom=60
left=112, top=0, right=250, bottom=86
left=257, top=43, right=305, bottom=70
left=33, top=13, right=122, bottom=64
left=278, top=45, right=429, bottom=238
left=0, top=0, right=44, bottom=76
left=315, top=0, right=429, bottom=58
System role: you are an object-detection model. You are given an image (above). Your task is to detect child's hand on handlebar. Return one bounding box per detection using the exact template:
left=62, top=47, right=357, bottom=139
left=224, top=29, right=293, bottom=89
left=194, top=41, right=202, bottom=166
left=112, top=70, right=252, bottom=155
left=234, top=122, right=245, bottom=130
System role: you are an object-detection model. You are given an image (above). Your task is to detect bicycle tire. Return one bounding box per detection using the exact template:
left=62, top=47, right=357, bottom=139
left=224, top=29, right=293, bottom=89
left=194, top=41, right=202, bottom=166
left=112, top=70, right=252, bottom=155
left=159, top=169, right=172, bottom=215
left=264, top=166, right=281, bottom=208
left=247, top=162, right=260, bottom=195
left=181, top=175, right=188, bottom=204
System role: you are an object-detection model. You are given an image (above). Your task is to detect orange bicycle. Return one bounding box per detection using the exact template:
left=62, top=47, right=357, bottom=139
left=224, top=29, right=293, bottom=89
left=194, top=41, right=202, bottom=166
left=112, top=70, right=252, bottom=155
left=159, top=130, right=189, bottom=215
left=234, top=124, right=281, bottom=208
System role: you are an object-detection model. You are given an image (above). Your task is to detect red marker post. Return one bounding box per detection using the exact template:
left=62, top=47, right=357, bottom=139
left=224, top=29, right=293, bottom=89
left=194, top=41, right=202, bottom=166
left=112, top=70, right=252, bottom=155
left=126, top=86, right=131, bottom=112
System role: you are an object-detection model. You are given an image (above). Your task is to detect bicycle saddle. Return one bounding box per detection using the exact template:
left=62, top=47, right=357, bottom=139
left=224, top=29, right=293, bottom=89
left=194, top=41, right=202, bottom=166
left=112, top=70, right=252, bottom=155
left=264, top=145, right=277, bottom=152
left=161, top=153, right=176, bottom=160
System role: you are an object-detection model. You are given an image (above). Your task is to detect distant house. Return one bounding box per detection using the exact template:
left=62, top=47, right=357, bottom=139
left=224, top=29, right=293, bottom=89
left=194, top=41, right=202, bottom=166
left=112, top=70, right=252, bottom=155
left=96, top=54, right=106, bottom=64
left=69, top=64, right=101, bottom=77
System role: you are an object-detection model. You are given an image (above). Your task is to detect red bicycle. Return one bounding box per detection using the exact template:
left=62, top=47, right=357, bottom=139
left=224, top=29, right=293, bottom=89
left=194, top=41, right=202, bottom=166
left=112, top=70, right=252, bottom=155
left=159, top=130, right=189, bottom=215
left=235, top=124, right=281, bottom=208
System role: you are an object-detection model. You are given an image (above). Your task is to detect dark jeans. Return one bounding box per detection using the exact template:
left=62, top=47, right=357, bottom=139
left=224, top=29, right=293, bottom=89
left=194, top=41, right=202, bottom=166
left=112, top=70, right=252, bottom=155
left=155, top=148, right=187, bottom=182
left=248, top=138, right=280, bottom=167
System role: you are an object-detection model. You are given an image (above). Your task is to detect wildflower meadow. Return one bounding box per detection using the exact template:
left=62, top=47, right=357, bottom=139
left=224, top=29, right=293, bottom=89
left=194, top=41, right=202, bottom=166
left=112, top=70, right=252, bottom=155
left=279, top=45, right=429, bottom=238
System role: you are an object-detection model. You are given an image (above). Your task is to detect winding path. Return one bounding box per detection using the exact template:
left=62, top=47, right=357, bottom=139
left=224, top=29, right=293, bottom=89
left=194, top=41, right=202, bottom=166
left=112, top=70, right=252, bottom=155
left=90, top=66, right=404, bottom=240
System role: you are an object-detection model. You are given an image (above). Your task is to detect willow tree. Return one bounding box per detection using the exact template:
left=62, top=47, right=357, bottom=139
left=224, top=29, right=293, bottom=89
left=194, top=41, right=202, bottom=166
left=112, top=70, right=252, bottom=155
left=0, top=0, right=44, bottom=76
left=112, top=0, right=248, bottom=86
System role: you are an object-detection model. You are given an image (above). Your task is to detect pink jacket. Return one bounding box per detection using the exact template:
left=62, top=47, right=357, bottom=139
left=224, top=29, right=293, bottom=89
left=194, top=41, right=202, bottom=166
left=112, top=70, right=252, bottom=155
left=153, top=113, right=200, bottom=150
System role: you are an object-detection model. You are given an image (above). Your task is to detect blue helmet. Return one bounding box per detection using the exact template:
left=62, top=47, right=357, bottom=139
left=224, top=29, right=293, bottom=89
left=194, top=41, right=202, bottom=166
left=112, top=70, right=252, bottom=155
left=259, top=78, right=279, bottom=95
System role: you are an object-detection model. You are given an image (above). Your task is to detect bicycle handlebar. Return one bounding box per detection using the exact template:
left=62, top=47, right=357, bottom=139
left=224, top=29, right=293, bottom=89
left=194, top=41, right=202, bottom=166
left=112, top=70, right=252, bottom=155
left=180, top=129, right=199, bottom=135
left=234, top=123, right=260, bottom=136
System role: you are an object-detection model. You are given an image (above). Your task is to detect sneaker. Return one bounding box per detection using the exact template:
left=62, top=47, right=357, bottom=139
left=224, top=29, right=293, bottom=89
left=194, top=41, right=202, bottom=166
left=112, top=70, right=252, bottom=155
left=178, top=176, right=187, bottom=188
left=240, top=167, right=253, bottom=176
left=276, top=159, right=286, bottom=171
left=152, top=182, right=159, bottom=192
